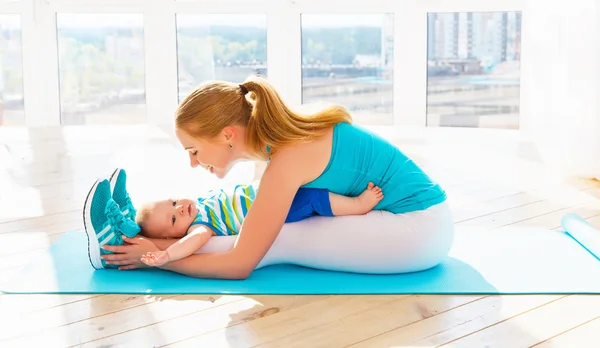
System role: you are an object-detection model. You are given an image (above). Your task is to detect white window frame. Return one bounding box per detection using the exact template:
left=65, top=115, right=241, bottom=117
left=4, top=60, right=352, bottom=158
left=5, top=0, right=524, bottom=128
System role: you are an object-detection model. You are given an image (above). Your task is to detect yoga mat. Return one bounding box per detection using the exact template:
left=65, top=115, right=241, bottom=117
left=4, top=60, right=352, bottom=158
left=562, top=213, right=600, bottom=260
left=2, top=215, right=600, bottom=295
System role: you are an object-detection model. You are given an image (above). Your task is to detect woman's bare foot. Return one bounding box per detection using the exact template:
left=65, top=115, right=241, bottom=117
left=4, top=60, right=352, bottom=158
left=329, top=182, right=384, bottom=216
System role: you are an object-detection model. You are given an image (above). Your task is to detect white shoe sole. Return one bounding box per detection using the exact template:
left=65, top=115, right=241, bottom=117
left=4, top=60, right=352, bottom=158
left=83, top=178, right=104, bottom=270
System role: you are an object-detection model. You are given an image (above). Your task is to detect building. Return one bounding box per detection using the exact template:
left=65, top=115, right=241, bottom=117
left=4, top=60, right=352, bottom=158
left=427, top=11, right=520, bottom=68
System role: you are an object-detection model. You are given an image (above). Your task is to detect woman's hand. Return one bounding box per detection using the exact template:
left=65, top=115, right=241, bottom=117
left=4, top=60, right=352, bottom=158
left=101, top=236, right=160, bottom=270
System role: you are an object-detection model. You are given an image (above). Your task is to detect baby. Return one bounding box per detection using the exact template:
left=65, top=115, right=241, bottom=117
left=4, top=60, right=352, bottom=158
left=138, top=182, right=384, bottom=267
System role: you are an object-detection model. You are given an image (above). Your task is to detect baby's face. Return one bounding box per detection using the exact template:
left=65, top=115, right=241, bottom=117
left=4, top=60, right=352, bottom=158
left=142, top=198, right=198, bottom=239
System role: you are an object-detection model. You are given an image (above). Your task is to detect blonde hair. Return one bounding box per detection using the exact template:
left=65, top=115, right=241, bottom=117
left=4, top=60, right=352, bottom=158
left=175, top=75, right=352, bottom=159
left=134, top=202, right=156, bottom=236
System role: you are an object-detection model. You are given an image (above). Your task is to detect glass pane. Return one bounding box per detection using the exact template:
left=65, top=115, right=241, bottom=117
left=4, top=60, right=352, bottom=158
left=176, top=14, right=267, bottom=102
left=426, top=12, right=522, bottom=129
left=0, top=15, right=24, bottom=127
left=301, top=14, right=394, bottom=125
left=57, top=14, right=146, bottom=125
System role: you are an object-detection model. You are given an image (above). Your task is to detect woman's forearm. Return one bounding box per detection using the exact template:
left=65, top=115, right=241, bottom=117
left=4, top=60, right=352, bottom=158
left=159, top=251, right=251, bottom=280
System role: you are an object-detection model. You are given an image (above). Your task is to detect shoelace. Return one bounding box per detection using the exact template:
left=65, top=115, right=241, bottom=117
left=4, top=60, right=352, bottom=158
left=122, top=192, right=136, bottom=218
left=105, top=199, right=139, bottom=237
left=106, top=199, right=126, bottom=227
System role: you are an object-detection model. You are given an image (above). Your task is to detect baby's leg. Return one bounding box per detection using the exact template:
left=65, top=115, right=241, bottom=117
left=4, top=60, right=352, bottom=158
left=284, top=188, right=334, bottom=223
left=329, top=182, right=383, bottom=216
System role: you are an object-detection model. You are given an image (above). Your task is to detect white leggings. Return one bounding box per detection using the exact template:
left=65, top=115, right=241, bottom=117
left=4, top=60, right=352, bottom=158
left=195, top=201, right=455, bottom=274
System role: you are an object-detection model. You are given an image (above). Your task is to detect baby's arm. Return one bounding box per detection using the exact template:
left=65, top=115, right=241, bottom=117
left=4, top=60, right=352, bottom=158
left=140, top=225, right=214, bottom=267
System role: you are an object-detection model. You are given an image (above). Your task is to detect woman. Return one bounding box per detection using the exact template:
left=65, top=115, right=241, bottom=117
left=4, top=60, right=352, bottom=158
left=98, top=76, right=454, bottom=279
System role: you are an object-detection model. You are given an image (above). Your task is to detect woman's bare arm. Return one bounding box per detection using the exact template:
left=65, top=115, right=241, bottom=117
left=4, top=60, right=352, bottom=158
left=102, top=128, right=333, bottom=273
left=159, top=148, right=308, bottom=279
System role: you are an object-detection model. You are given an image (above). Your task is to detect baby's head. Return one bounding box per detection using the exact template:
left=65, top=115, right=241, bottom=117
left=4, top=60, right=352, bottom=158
left=135, top=198, right=198, bottom=239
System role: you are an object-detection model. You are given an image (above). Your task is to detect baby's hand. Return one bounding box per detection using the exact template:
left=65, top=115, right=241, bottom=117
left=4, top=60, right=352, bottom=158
left=140, top=250, right=170, bottom=267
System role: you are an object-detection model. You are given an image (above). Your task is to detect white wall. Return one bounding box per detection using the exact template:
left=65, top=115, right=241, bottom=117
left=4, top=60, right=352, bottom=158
left=520, top=0, right=600, bottom=180
left=4, top=0, right=600, bottom=181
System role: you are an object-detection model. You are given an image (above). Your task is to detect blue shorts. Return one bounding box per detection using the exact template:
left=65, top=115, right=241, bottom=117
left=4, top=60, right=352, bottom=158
left=285, top=188, right=334, bottom=223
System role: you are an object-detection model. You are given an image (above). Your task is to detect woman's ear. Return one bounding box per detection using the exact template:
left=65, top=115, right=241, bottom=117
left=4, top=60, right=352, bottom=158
left=222, top=126, right=235, bottom=142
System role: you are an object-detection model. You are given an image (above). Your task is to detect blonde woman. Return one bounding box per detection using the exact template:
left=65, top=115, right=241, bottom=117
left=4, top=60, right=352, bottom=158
left=91, top=76, right=454, bottom=279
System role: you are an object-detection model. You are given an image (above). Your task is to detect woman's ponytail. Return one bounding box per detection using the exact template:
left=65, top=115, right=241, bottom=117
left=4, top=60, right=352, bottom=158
left=242, top=76, right=352, bottom=158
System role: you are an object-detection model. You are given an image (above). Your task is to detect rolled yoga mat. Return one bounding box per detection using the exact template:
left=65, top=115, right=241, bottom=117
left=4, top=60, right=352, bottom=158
left=2, top=214, right=600, bottom=295
left=561, top=213, right=600, bottom=260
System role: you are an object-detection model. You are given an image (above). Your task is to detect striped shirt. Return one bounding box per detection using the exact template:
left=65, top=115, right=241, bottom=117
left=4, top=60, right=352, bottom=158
left=190, top=183, right=258, bottom=236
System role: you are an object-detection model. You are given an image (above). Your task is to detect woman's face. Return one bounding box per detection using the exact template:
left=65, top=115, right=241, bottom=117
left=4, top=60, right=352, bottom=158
left=175, top=128, right=237, bottom=179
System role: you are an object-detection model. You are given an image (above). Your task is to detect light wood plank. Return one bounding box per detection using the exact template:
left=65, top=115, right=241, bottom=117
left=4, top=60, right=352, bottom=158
left=141, top=295, right=403, bottom=348
left=168, top=295, right=481, bottom=348
left=254, top=295, right=485, bottom=348
left=1, top=295, right=246, bottom=347
left=1, top=294, right=179, bottom=341
left=453, top=186, right=600, bottom=223
left=349, top=295, right=563, bottom=347
left=456, top=188, right=599, bottom=230
left=504, top=200, right=600, bottom=231
left=0, top=294, right=102, bottom=316
left=533, top=316, right=600, bottom=348
left=442, top=295, right=600, bottom=347
left=78, top=295, right=331, bottom=348
left=0, top=210, right=80, bottom=234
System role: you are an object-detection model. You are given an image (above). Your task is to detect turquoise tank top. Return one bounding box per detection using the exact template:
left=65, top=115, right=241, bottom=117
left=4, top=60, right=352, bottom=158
left=301, top=122, right=446, bottom=214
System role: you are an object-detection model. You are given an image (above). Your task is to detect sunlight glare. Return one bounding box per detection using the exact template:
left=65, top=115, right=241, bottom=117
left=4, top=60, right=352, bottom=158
left=0, top=172, right=44, bottom=220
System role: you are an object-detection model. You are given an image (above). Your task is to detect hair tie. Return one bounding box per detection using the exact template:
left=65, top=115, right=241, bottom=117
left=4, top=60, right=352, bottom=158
left=239, top=84, right=248, bottom=95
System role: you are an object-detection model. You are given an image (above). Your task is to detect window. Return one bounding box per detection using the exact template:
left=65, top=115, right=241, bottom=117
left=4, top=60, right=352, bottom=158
left=0, top=14, right=24, bottom=126
left=301, top=14, right=394, bottom=125
left=426, top=11, right=522, bottom=129
left=176, top=14, right=267, bottom=102
left=56, top=13, right=146, bottom=125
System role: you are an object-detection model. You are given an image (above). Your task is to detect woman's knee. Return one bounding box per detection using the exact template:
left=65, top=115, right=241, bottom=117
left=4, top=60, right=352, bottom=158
left=272, top=206, right=454, bottom=273
left=357, top=205, right=454, bottom=272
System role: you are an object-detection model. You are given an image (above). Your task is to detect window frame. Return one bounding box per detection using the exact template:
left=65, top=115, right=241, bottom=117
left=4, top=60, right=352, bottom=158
left=5, top=0, right=524, bottom=127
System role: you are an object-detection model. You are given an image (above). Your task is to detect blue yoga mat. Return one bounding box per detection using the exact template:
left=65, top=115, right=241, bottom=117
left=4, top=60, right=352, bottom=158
left=2, top=214, right=600, bottom=295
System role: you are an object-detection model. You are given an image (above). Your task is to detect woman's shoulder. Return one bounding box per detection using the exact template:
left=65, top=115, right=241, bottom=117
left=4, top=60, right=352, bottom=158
left=275, top=124, right=334, bottom=153
left=267, top=126, right=335, bottom=185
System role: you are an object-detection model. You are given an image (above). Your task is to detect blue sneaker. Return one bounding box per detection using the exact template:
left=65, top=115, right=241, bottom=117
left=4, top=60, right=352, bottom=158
left=109, top=168, right=137, bottom=221
left=83, top=178, right=141, bottom=269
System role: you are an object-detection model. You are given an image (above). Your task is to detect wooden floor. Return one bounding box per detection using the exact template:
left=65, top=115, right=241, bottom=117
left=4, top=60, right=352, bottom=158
left=1, top=124, right=599, bottom=347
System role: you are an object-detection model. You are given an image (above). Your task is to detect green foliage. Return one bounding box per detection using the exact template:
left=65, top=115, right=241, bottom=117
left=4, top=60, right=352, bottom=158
left=0, top=25, right=383, bottom=104
left=302, top=27, right=382, bottom=64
